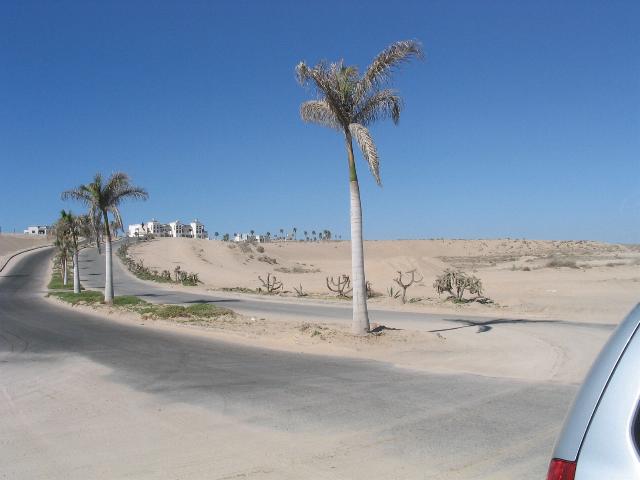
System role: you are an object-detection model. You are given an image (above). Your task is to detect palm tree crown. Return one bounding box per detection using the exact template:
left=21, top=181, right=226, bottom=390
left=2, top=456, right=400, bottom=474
left=62, top=172, right=148, bottom=237
left=296, top=40, right=423, bottom=185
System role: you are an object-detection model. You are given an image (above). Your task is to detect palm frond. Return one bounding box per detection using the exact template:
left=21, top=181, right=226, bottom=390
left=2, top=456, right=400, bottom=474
left=355, top=89, right=403, bottom=126
left=357, top=40, right=423, bottom=97
left=61, top=186, right=93, bottom=205
left=108, top=206, right=123, bottom=232
left=300, top=100, right=340, bottom=130
left=349, top=123, right=381, bottom=185
left=296, top=61, right=350, bottom=127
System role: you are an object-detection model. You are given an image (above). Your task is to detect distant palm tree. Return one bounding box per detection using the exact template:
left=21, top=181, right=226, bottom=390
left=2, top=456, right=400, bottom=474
left=62, top=172, right=148, bottom=304
left=214, top=231, right=219, bottom=240
left=59, top=210, right=86, bottom=293
left=296, top=40, right=422, bottom=334
left=53, top=218, right=71, bottom=287
left=293, top=227, right=297, bottom=240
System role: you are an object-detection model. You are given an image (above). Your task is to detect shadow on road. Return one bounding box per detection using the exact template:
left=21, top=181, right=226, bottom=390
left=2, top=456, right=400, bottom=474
left=430, top=318, right=615, bottom=334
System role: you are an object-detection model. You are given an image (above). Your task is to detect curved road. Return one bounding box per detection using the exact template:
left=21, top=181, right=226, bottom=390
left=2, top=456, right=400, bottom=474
left=1, top=248, right=578, bottom=479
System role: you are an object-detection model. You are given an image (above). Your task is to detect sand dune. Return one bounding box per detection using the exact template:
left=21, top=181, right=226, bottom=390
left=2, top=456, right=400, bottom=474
left=0, top=234, right=51, bottom=268
left=126, top=237, right=640, bottom=323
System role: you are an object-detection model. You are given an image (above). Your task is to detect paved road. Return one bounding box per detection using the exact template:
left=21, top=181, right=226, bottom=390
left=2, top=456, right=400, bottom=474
left=0, top=248, right=577, bottom=479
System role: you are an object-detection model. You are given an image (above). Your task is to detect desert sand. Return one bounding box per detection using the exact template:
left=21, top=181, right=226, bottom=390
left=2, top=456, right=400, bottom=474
left=127, top=237, right=640, bottom=324
left=0, top=233, right=51, bottom=269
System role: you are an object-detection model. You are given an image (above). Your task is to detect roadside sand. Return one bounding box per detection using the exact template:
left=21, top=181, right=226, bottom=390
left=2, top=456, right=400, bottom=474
left=0, top=233, right=51, bottom=268
left=127, top=237, right=640, bottom=324
left=47, top=289, right=612, bottom=386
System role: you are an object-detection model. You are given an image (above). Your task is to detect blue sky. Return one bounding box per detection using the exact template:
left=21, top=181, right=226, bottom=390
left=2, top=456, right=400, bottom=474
left=1, top=1, right=638, bottom=243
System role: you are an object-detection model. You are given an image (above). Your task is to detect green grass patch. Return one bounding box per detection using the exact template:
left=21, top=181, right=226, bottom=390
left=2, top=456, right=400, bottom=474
left=138, top=303, right=233, bottom=320
left=48, top=269, right=79, bottom=290
left=49, top=258, right=233, bottom=321
left=50, top=290, right=104, bottom=305
left=113, top=295, right=150, bottom=306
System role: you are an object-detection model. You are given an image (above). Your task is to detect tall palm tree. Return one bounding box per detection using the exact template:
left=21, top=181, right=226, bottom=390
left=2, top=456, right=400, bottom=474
left=296, top=40, right=422, bottom=335
left=62, top=172, right=148, bottom=304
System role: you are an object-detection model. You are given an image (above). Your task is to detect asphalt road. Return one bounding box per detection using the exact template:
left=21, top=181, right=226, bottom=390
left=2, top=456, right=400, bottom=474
left=0, top=248, right=577, bottom=479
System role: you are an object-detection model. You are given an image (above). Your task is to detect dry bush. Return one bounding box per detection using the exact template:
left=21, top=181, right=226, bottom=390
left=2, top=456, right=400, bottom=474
left=258, top=273, right=283, bottom=294
left=434, top=269, right=484, bottom=302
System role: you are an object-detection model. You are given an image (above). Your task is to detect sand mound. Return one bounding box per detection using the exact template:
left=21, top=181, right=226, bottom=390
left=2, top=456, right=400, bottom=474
left=126, top=237, right=640, bottom=323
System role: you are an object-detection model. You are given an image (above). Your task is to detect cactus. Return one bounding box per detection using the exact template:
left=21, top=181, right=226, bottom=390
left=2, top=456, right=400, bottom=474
left=393, top=269, right=424, bottom=304
left=258, top=273, right=283, bottom=294
left=326, top=275, right=353, bottom=297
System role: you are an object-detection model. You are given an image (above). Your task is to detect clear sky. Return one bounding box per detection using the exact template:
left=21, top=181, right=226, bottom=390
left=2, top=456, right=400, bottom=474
left=1, top=1, right=638, bottom=243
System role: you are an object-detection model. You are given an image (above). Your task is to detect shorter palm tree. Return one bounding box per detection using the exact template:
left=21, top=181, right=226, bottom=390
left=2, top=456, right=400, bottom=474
left=53, top=226, right=71, bottom=287
left=59, top=210, right=89, bottom=293
left=63, top=172, right=148, bottom=304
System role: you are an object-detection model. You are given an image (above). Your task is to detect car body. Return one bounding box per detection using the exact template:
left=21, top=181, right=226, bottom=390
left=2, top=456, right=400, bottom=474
left=548, top=303, right=640, bottom=479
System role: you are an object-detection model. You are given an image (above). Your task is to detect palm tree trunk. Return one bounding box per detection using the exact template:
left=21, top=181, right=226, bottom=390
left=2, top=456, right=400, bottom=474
left=345, top=133, right=370, bottom=335
left=103, top=212, right=114, bottom=304
left=63, top=258, right=68, bottom=286
left=73, top=251, right=80, bottom=294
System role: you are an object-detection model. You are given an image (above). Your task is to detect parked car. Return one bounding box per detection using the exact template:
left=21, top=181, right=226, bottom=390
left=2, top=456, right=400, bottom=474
left=547, top=304, right=640, bottom=479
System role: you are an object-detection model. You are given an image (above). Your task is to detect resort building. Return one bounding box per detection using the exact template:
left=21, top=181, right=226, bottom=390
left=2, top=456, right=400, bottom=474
left=24, top=225, right=50, bottom=235
left=127, top=218, right=207, bottom=239
left=234, top=233, right=267, bottom=243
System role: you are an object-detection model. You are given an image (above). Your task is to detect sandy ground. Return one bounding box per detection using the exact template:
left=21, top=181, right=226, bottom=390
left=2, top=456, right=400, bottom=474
left=0, top=233, right=51, bottom=268
left=127, top=237, right=640, bottom=324
left=52, top=295, right=612, bottom=385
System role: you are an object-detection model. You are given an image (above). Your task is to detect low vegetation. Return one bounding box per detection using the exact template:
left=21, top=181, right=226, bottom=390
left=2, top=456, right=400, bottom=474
left=257, top=273, right=284, bottom=294
left=118, top=243, right=201, bottom=286
left=48, top=268, right=79, bottom=290
left=546, top=257, right=579, bottom=269
left=50, top=289, right=233, bottom=320
left=434, top=269, right=485, bottom=303
left=326, top=274, right=353, bottom=297
left=393, top=270, right=423, bottom=304
left=48, top=258, right=233, bottom=321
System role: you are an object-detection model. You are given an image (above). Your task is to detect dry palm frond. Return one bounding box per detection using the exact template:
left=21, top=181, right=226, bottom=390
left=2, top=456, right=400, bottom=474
left=296, top=40, right=421, bottom=186
left=357, top=40, right=423, bottom=97
left=349, top=123, right=380, bottom=185
left=300, top=100, right=340, bottom=130
left=355, top=89, right=402, bottom=126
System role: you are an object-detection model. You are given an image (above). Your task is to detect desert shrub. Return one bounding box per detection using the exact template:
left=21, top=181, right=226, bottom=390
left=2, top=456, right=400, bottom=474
left=258, top=273, right=283, bottom=294
left=293, top=284, right=307, bottom=297
left=546, top=258, right=578, bottom=269
left=387, top=286, right=400, bottom=299
left=238, top=243, right=252, bottom=254
left=275, top=265, right=319, bottom=274
left=256, top=245, right=265, bottom=253
left=434, top=269, right=484, bottom=302
left=258, top=255, right=278, bottom=265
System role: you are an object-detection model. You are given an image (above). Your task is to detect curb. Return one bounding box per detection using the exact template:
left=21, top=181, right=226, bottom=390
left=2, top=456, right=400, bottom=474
left=0, top=244, right=53, bottom=273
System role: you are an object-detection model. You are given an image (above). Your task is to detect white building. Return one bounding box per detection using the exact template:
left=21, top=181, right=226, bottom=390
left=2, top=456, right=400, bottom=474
left=168, top=220, right=191, bottom=238
left=127, top=218, right=208, bottom=239
left=24, top=225, right=49, bottom=235
left=190, top=219, right=207, bottom=239
left=234, top=233, right=266, bottom=243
